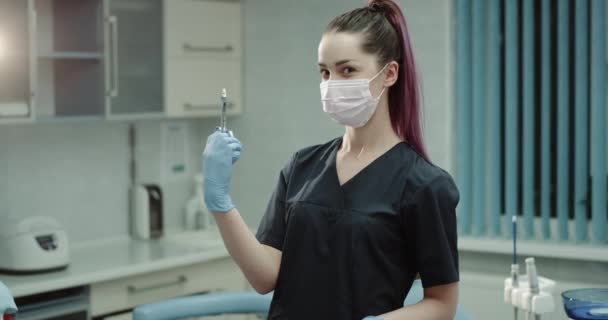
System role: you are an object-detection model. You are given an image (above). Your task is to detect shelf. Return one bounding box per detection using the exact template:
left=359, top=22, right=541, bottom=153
left=459, top=236, right=608, bottom=263
left=38, top=51, right=103, bottom=60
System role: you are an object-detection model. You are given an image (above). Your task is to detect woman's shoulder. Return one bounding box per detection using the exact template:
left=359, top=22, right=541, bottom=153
left=289, top=137, right=341, bottom=164
left=397, top=143, right=459, bottom=203
left=279, top=137, right=341, bottom=175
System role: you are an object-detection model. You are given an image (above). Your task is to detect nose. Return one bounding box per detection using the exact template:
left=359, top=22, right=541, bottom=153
left=328, top=73, right=345, bottom=81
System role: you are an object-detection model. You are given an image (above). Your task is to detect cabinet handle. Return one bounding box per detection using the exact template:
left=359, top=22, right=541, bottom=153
left=127, top=275, right=188, bottom=294
left=108, top=15, right=119, bottom=97
left=183, top=43, right=234, bottom=53
left=184, top=102, right=234, bottom=110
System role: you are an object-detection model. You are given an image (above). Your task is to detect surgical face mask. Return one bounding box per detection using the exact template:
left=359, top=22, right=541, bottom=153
left=320, top=65, right=388, bottom=128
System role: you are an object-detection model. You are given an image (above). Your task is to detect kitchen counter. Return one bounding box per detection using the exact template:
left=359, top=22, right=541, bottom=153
left=0, top=229, right=230, bottom=298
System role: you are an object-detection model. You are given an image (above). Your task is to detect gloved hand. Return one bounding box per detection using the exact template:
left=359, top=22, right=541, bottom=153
left=362, top=317, right=383, bottom=320
left=202, top=130, right=242, bottom=213
left=0, top=281, right=17, bottom=314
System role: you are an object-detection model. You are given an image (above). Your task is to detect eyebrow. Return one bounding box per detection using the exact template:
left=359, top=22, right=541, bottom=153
left=318, top=59, right=357, bottom=68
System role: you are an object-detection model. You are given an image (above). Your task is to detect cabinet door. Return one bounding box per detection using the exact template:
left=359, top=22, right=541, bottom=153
left=164, top=0, right=243, bottom=119
left=0, top=0, right=35, bottom=120
left=90, top=258, right=246, bottom=317
left=104, top=0, right=164, bottom=117
left=165, top=0, right=241, bottom=59
left=165, top=58, right=241, bottom=118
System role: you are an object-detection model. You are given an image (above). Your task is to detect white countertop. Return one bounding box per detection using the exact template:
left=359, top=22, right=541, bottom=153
left=0, top=229, right=231, bottom=298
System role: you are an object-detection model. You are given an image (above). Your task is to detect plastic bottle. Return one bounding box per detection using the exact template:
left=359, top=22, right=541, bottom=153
left=185, top=174, right=210, bottom=230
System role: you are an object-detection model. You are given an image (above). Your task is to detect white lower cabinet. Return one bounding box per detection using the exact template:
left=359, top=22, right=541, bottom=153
left=91, top=258, right=251, bottom=320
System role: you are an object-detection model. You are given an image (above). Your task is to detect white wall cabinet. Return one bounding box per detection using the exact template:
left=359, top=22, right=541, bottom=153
left=0, top=0, right=35, bottom=123
left=0, top=0, right=242, bottom=123
left=164, top=0, right=242, bottom=118
left=34, top=0, right=106, bottom=120
left=104, top=0, right=165, bottom=118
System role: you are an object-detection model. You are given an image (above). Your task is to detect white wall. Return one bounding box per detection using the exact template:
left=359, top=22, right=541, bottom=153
left=0, top=120, right=205, bottom=241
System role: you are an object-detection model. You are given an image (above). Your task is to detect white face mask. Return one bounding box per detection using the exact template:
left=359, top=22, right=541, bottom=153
left=320, top=65, right=388, bottom=128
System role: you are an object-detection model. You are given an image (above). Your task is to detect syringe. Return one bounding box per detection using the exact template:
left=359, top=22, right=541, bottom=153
left=220, top=88, right=227, bottom=132
left=216, top=88, right=233, bottom=136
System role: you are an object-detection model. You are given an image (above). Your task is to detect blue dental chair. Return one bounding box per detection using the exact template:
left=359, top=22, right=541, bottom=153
left=133, top=279, right=472, bottom=320
left=0, top=280, right=18, bottom=319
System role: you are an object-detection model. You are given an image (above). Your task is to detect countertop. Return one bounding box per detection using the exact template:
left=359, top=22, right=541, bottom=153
left=0, top=228, right=230, bottom=298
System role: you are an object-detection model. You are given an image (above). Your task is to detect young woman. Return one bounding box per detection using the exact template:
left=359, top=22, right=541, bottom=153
left=202, top=1, right=459, bottom=319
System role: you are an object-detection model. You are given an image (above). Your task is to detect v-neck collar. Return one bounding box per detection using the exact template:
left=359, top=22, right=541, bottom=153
left=331, top=137, right=405, bottom=189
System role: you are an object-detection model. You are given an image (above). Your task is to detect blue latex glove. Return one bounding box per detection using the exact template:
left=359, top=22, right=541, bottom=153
left=202, top=130, right=242, bottom=213
left=0, top=281, right=17, bottom=314
left=362, top=317, right=383, bottom=320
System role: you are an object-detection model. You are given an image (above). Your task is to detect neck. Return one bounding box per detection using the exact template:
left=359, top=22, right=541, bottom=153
left=341, top=97, right=402, bottom=154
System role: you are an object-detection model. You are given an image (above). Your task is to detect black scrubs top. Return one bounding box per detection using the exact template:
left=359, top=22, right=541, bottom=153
left=255, top=137, right=460, bottom=320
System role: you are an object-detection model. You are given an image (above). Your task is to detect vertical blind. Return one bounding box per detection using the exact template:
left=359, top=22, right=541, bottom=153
left=454, top=0, right=607, bottom=244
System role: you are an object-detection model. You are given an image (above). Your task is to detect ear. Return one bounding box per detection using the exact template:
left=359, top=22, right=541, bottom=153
left=383, top=61, right=399, bottom=87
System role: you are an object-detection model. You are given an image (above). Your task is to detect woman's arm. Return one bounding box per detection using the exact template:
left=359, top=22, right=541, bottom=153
left=213, top=208, right=282, bottom=294
left=377, top=282, right=459, bottom=320
left=202, top=131, right=283, bottom=294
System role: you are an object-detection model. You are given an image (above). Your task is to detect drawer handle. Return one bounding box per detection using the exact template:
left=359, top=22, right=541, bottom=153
left=183, top=43, right=234, bottom=53
left=127, top=275, right=188, bottom=294
left=184, top=102, right=235, bottom=110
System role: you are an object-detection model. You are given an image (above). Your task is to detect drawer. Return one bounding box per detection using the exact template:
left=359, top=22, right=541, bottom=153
left=165, top=57, right=242, bottom=118
left=164, top=0, right=242, bottom=59
left=90, top=258, right=245, bottom=316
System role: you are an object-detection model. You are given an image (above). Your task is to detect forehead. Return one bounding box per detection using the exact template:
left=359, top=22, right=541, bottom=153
left=318, top=32, right=374, bottom=64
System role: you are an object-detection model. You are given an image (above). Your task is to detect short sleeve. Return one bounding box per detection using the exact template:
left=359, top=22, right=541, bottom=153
left=255, top=152, right=297, bottom=251
left=403, top=174, right=460, bottom=288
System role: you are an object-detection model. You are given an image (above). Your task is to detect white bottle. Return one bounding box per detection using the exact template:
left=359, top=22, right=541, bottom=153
left=185, top=174, right=210, bottom=230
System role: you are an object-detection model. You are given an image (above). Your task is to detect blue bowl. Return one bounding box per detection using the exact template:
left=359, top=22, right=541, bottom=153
left=562, top=289, right=608, bottom=320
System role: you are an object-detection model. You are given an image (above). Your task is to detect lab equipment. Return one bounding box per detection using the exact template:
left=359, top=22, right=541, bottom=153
left=504, top=216, right=557, bottom=320
left=504, top=261, right=556, bottom=320
left=132, top=280, right=472, bottom=320
left=12, top=286, right=89, bottom=320
left=562, top=288, right=608, bottom=320
left=0, top=280, right=17, bottom=319
left=510, top=216, right=521, bottom=320
left=0, top=216, right=69, bottom=274
left=202, top=131, right=242, bottom=213
left=185, top=174, right=211, bottom=230
left=130, top=184, right=164, bottom=239
left=216, top=88, right=234, bottom=137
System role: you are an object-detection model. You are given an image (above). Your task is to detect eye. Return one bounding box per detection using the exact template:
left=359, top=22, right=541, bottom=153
left=319, top=69, right=330, bottom=80
left=342, top=66, right=356, bottom=76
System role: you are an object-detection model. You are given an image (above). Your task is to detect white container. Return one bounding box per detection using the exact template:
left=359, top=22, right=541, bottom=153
left=185, top=174, right=210, bottom=230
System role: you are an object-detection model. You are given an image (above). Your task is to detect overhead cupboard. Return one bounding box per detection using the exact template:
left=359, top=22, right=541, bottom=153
left=0, top=0, right=243, bottom=124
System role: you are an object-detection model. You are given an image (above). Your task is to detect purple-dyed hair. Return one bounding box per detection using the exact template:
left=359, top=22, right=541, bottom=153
left=324, top=0, right=428, bottom=160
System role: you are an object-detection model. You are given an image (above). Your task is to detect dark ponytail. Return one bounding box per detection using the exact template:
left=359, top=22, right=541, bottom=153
left=325, top=0, right=428, bottom=160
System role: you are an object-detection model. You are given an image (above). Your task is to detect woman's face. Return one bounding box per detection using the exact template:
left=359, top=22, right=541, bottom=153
left=318, top=32, right=394, bottom=97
